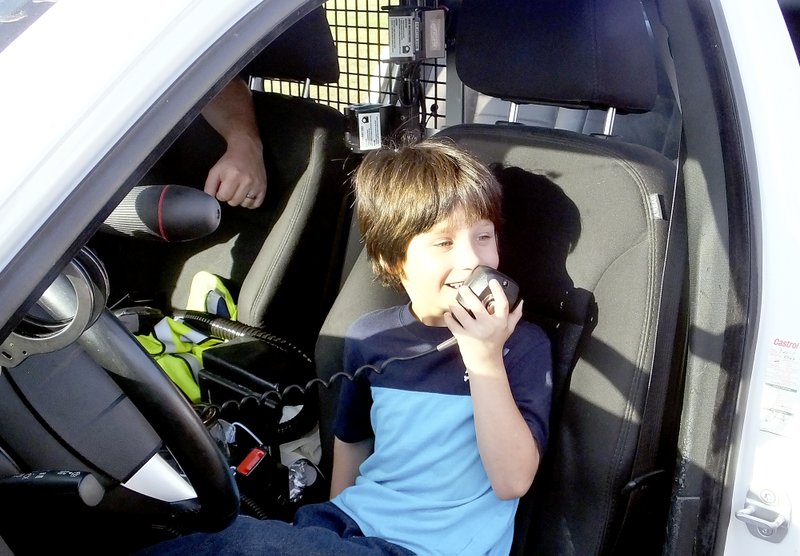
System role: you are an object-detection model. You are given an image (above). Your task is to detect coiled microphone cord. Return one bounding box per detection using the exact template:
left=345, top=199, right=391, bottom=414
left=175, top=309, right=457, bottom=404
left=260, top=335, right=457, bottom=404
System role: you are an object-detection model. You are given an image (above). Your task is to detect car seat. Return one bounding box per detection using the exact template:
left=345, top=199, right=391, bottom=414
left=93, top=6, right=351, bottom=354
left=314, top=1, right=688, bottom=554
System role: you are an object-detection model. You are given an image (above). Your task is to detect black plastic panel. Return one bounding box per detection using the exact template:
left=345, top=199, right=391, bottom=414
left=6, top=343, right=160, bottom=482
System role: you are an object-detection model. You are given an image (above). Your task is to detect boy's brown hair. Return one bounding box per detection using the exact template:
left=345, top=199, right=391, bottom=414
left=353, top=139, right=503, bottom=289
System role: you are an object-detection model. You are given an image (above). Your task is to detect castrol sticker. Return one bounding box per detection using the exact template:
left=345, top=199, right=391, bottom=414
left=760, top=338, right=800, bottom=437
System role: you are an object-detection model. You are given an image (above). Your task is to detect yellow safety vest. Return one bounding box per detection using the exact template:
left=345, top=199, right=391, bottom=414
left=135, top=271, right=235, bottom=402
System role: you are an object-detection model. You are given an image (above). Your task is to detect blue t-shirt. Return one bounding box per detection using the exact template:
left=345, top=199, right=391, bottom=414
left=332, top=304, right=552, bottom=555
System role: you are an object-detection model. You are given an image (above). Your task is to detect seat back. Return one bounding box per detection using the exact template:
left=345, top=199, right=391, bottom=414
left=316, top=1, right=687, bottom=554
left=95, top=7, right=350, bottom=353
left=437, top=127, right=684, bottom=555
left=451, top=3, right=686, bottom=553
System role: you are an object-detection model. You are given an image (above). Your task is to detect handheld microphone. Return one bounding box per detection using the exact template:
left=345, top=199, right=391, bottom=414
left=439, top=266, right=521, bottom=351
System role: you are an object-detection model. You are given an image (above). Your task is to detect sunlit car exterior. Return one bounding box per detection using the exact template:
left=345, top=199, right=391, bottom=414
left=1, top=0, right=799, bottom=554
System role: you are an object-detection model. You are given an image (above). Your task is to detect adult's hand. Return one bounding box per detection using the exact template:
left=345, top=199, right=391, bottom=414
left=201, top=78, right=267, bottom=209
left=204, top=133, right=266, bottom=208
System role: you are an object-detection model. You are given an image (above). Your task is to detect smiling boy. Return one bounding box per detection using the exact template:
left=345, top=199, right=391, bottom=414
left=329, top=140, right=553, bottom=554
left=138, top=140, right=552, bottom=555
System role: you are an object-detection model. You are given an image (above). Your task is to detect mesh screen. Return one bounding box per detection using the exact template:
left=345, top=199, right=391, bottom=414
left=261, top=0, right=448, bottom=130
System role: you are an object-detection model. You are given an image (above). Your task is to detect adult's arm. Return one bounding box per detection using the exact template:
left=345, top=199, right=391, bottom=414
left=201, top=78, right=267, bottom=208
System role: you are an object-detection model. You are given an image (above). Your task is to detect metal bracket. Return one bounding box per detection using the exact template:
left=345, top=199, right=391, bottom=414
left=735, top=490, right=791, bottom=543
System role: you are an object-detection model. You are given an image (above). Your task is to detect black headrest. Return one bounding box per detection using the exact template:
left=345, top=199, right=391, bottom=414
left=455, top=0, right=658, bottom=113
left=244, top=6, right=340, bottom=85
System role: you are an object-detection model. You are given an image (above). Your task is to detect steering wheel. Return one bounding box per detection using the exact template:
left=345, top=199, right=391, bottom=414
left=81, top=309, right=241, bottom=531
left=0, top=247, right=239, bottom=543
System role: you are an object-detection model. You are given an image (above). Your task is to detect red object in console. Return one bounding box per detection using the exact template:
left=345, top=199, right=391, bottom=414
left=237, top=447, right=267, bottom=476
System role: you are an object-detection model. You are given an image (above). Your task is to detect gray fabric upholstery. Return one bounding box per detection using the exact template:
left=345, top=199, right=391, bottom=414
left=448, top=2, right=687, bottom=550
left=436, top=125, right=686, bottom=555
left=235, top=93, right=351, bottom=350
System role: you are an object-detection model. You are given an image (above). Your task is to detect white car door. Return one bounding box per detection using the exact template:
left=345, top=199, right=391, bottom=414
left=714, top=0, right=800, bottom=552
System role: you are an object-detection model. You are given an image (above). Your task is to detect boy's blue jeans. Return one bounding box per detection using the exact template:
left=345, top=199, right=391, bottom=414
left=136, top=501, right=414, bottom=555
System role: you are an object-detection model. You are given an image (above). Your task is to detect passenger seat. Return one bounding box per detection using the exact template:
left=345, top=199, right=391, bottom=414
left=94, top=7, right=351, bottom=354
left=314, top=1, right=688, bottom=554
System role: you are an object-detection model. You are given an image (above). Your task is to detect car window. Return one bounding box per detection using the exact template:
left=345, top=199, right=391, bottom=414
left=780, top=0, right=800, bottom=61
left=0, top=0, right=55, bottom=53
